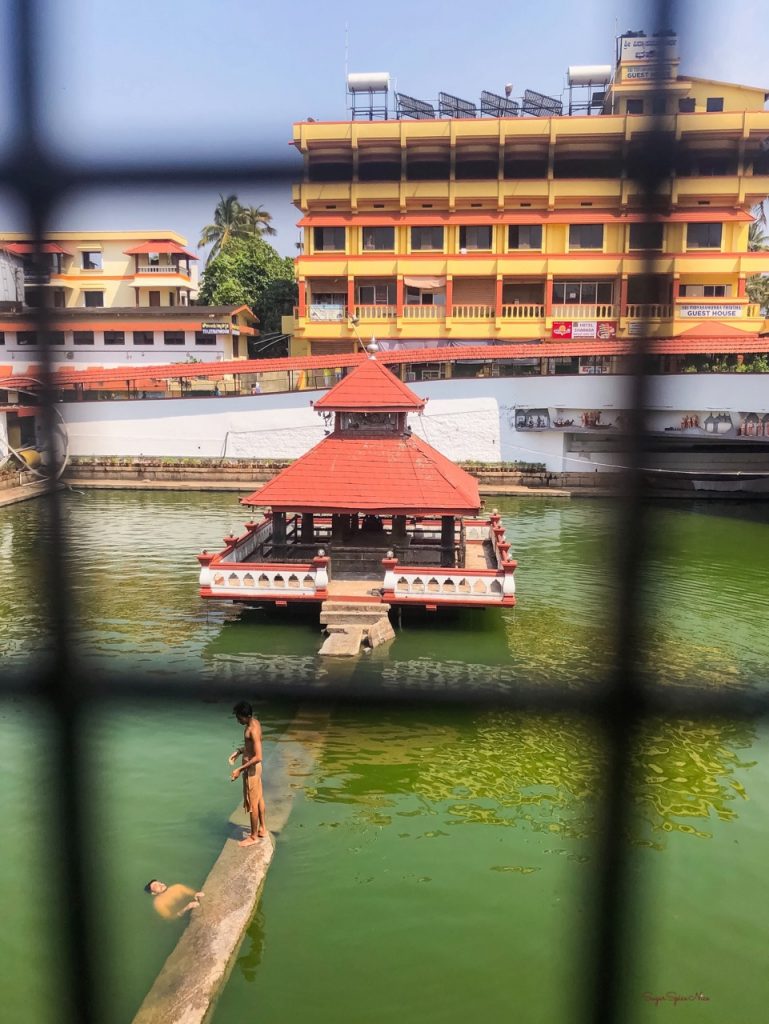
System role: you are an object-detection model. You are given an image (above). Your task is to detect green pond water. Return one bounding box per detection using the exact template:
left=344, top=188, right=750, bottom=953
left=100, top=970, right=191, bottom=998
left=1, top=491, right=768, bottom=1023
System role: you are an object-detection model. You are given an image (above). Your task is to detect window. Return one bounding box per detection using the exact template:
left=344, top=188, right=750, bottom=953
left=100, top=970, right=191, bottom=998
left=628, top=223, right=664, bottom=250
left=361, top=227, right=394, bottom=251
left=163, top=331, right=185, bottom=345
left=49, top=332, right=65, bottom=345
left=553, top=281, right=614, bottom=304
left=568, top=224, right=604, bottom=250
left=679, top=284, right=729, bottom=297
left=73, top=331, right=94, bottom=345
left=17, top=331, right=38, bottom=346
left=104, top=331, right=125, bottom=345
left=147, top=252, right=160, bottom=266
left=313, top=227, right=345, bottom=252
left=81, top=250, right=102, bottom=270
left=626, top=99, right=644, bottom=115
left=686, top=223, right=722, bottom=249
left=148, top=291, right=161, bottom=306
left=678, top=98, right=696, bottom=113
left=83, top=291, right=104, bottom=307
left=195, top=331, right=216, bottom=345
left=410, top=226, right=444, bottom=251
left=357, top=284, right=395, bottom=305
left=706, top=97, right=724, bottom=112
left=0, top=331, right=4, bottom=345
left=508, top=225, right=542, bottom=250
left=132, top=331, right=154, bottom=346
left=459, top=226, right=492, bottom=250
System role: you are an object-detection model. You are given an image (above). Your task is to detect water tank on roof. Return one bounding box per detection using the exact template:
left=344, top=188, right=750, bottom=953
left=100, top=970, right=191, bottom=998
left=347, top=72, right=390, bottom=93
left=567, top=65, right=612, bottom=85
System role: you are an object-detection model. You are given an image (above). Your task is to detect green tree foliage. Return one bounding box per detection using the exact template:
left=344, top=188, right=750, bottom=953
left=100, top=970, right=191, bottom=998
left=198, top=193, right=248, bottom=260
left=747, top=273, right=769, bottom=313
left=198, top=235, right=297, bottom=334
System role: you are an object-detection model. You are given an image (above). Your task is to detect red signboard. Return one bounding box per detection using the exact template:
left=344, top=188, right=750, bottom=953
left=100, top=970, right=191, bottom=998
left=550, top=321, right=617, bottom=340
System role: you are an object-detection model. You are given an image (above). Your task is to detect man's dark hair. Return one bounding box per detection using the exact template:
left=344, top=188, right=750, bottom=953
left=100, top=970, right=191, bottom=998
left=233, top=700, right=253, bottom=719
left=144, top=880, right=157, bottom=893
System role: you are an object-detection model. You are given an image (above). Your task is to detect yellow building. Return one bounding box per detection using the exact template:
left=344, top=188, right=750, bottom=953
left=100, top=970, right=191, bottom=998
left=289, top=32, right=769, bottom=357
left=0, top=230, right=197, bottom=309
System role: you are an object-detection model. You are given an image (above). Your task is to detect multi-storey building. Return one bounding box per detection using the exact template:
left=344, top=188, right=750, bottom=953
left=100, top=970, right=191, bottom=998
left=0, top=230, right=197, bottom=309
left=289, top=33, right=769, bottom=363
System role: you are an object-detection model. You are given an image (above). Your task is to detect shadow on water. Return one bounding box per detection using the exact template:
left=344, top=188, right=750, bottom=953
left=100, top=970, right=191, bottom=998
left=235, top=906, right=266, bottom=984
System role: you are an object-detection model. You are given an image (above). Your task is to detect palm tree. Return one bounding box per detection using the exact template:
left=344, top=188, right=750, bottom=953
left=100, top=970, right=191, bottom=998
left=198, top=194, right=246, bottom=259
left=749, top=220, right=769, bottom=251
left=241, top=204, right=277, bottom=238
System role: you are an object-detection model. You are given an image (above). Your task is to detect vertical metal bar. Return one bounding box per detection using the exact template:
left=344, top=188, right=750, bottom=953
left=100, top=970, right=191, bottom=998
left=582, top=3, right=678, bottom=1022
left=9, top=2, right=99, bottom=1022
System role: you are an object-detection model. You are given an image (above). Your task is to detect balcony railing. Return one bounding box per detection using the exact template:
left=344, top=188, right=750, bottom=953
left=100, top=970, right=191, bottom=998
left=401, top=305, right=445, bottom=320
left=354, top=304, right=397, bottom=320
left=552, top=304, right=618, bottom=319
left=624, top=303, right=673, bottom=319
left=451, top=304, right=495, bottom=319
left=136, top=264, right=191, bottom=276
left=500, top=303, right=546, bottom=320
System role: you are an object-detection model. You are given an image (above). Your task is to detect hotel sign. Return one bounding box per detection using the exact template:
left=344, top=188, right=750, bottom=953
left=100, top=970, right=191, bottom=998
left=551, top=321, right=617, bottom=340
left=620, top=35, right=678, bottom=63
left=200, top=321, right=231, bottom=334
left=677, top=304, right=742, bottom=319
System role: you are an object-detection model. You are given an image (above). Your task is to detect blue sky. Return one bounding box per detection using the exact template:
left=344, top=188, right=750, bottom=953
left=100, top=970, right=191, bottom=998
left=1, top=0, right=768, bottom=257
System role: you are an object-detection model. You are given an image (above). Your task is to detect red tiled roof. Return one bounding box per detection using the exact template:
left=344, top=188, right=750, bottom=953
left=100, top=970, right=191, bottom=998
left=6, top=336, right=769, bottom=389
left=123, top=240, right=198, bottom=259
left=242, top=432, right=480, bottom=514
left=314, top=357, right=425, bottom=412
left=1, top=241, right=72, bottom=255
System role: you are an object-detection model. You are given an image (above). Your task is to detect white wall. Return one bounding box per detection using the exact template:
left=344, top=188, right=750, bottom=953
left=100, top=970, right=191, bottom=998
left=57, top=373, right=769, bottom=471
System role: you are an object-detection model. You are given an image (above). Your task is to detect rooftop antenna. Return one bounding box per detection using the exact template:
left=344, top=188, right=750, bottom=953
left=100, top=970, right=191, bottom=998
left=344, top=22, right=349, bottom=109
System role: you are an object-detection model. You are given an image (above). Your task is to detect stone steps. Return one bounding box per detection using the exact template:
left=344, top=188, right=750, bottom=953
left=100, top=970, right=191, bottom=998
left=318, top=600, right=396, bottom=656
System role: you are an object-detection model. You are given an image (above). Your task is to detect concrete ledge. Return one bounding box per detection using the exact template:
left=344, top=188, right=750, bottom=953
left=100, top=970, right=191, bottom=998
left=0, top=480, right=63, bottom=507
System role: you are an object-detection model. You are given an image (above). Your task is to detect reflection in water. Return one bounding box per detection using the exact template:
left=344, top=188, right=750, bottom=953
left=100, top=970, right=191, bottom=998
left=235, top=906, right=265, bottom=983
left=308, top=712, right=756, bottom=849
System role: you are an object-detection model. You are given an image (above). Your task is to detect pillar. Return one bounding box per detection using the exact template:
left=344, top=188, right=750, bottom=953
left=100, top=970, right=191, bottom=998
left=545, top=275, right=554, bottom=317
left=738, top=275, right=747, bottom=298
left=445, top=274, right=453, bottom=317
left=347, top=276, right=355, bottom=317
left=396, top=275, right=404, bottom=317
left=495, top=275, right=504, bottom=318
left=272, top=511, right=286, bottom=547
left=392, top=515, right=407, bottom=546
left=331, top=514, right=345, bottom=544
left=619, top=274, right=628, bottom=316
left=441, top=515, right=455, bottom=568
left=298, top=278, right=307, bottom=317
left=301, top=512, right=314, bottom=543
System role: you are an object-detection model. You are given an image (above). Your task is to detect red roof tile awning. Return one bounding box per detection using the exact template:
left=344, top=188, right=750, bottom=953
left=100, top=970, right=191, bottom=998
left=1, top=242, right=72, bottom=255
left=123, top=241, right=198, bottom=259
left=242, top=433, right=480, bottom=515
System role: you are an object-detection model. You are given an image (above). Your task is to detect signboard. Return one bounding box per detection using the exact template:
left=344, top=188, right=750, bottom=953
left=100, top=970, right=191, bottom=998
left=677, top=304, right=742, bottom=319
left=623, top=65, right=675, bottom=81
left=620, top=35, right=678, bottom=63
left=551, top=321, right=617, bottom=339
left=200, top=321, right=230, bottom=335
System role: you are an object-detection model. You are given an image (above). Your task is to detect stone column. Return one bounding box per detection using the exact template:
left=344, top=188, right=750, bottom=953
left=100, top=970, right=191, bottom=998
left=441, top=515, right=455, bottom=567
left=272, top=510, right=287, bottom=546
left=331, top=514, right=346, bottom=544
left=392, top=514, right=407, bottom=550
left=301, top=512, right=314, bottom=543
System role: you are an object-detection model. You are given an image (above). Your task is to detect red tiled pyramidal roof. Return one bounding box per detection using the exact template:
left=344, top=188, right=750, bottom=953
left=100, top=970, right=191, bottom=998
left=241, top=432, right=480, bottom=515
left=314, top=357, right=425, bottom=412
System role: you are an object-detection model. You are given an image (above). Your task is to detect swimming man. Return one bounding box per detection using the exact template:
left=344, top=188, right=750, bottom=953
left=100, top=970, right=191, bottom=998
left=229, top=700, right=267, bottom=846
left=144, top=880, right=205, bottom=919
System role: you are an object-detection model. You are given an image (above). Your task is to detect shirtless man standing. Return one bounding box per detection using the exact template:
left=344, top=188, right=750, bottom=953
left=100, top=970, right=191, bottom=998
left=229, top=701, right=267, bottom=846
